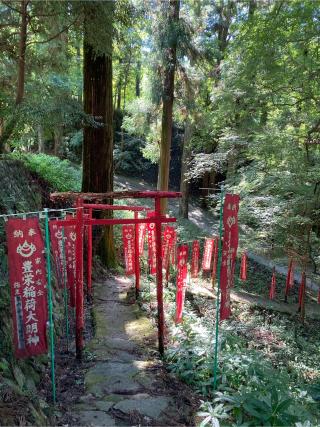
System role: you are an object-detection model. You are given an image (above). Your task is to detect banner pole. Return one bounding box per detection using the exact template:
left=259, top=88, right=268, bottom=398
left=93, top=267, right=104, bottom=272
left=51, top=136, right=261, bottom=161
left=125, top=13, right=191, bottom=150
left=61, top=228, right=69, bottom=351
left=213, top=185, right=224, bottom=390
left=44, top=208, right=56, bottom=404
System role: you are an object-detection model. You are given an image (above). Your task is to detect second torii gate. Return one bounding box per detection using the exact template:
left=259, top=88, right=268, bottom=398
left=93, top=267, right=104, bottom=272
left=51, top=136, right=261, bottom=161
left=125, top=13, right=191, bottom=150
left=50, top=190, right=181, bottom=358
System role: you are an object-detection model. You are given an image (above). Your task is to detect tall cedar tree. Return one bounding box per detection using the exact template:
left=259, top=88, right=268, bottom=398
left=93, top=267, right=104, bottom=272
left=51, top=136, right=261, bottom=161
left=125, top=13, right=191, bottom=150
left=158, top=0, right=180, bottom=214
left=82, top=1, right=115, bottom=266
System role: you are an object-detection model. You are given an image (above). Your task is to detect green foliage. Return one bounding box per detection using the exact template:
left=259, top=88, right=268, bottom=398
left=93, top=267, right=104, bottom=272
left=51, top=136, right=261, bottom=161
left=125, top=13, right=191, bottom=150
left=11, top=153, right=81, bottom=192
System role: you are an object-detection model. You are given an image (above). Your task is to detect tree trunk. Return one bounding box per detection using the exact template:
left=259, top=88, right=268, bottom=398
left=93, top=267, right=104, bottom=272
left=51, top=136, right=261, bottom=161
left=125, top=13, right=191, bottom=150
left=38, top=125, right=45, bottom=153
left=179, top=120, right=191, bottom=218
left=158, top=0, right=180, bottom=214
left=0, top=0, right=28, bottom=152
left=54, top=126, right=63, bottom=157
left=135, top=60, right=141, bottom=97
left=76, top=40, right=82, bottom=104
left=82, top=23, right=115, bottom=267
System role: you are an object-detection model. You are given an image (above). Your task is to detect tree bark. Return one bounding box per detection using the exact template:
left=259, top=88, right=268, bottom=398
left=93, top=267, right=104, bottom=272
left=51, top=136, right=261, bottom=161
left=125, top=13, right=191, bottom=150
left=135, top=60, right=141, bottom=97
left=158, top=0, right=180, bottom=214
left=54, top=126, right=63, bottom=157
left=82, top=17, right=115, bottom=267
left=0, top=0, right=28, bottom=152
left=179, top=120, right=191, bottom=218
left=38, top=125, right=45, bottom=153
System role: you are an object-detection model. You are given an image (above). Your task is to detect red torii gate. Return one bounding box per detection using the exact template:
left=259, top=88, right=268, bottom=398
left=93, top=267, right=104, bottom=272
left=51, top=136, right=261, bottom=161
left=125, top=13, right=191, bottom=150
left=50, top=190, right=181, bottom=358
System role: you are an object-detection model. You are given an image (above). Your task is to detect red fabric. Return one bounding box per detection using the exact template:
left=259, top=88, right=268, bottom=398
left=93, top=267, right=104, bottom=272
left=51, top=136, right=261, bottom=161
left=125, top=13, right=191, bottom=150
left=220, top=194, right=240, bottom=320
left=138, top=223, right=147, bottom=256
left=175, top=245, right=188, bottom=323
left=191, top=240, right=200, bottom=278
left=147, top=211, right=157, bottom=275
left=240, top=251, right=247, bottom=281
left=285, top=260, right=293, bottom=296
left=49, top=221, right=65, bottom=288
left=202, top=238, right=214, bottom=271
left=269, top=270, right=276, bottom=300
left=64, top=217, right=77, bottom=307
left=298, top=272, right=306, bottom=308
left=122, top=225, right=135, bottom=276
left=162, top=226, right=175, bottom=271
left=6, top=217, right=48, bottom=358
left=211, top=237, right=219, bottom=283
left=171, top=231, right=177, bottom=265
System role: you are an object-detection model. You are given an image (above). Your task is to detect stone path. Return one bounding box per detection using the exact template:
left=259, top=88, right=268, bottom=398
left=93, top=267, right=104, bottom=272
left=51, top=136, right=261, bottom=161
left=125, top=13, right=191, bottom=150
left=71, top=275, right=196, bottom=426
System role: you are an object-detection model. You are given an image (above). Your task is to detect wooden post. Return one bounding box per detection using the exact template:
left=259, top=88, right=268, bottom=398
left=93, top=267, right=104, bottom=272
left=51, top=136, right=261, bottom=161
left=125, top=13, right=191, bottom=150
left=134, top=211, right=140, bottom=299
left=75, top=198, right=84, bottom=360
left=155, top=197, right=164, bottom=355
left=87, top=208, right=93, bottom=300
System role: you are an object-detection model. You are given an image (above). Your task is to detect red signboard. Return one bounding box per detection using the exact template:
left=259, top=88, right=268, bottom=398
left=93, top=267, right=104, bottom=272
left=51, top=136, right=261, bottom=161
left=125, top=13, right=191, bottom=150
left=220, top=193, right=240, bottom=321
left=191, top=240, right=200, bottom=278
left=171, top=230, right=177, bottom=265
left=147, top=211, right=157, bottom=275
left=162, top=226, right=175, bottom=271
left=122, top=225, right=135, bottom=275
left=269, top=270, right=276, bottom=300
left=6, top=218, right=48, bottom=358
left=138, top=223, right=147, bottom=256
left=64, top=218, right=77, bottom=307
left=212, top=237, right=219, bottom=283
left=240, top=251, right=247, bottom=281
left=49, top=221, right=65, bottom=288
left=175, top=245, right=189, bottom=323
left=202, top=238, right=214, bottom=271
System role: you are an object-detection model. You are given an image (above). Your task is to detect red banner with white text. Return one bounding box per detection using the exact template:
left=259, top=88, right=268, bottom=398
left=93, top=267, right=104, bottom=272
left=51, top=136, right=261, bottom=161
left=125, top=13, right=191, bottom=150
left=202, top=238, right=214, bottom=271
left=220, top=193, right=240, bottom=321
left=122, top=225, right=135, bottom=276
left=191, top=240, right=200, bottom=278
left=175, top=245, right=189, bottom=323
left=147, top=211, right=157, bottom=275
left=6, top=218, right=48, bottom=359
left=138, top=223, right=147, bottom=256
left=64, top=216, right=77, bottom=307
left=49, top=221, right=66, bottom=288
left=162, top=226, right=175, bottom=271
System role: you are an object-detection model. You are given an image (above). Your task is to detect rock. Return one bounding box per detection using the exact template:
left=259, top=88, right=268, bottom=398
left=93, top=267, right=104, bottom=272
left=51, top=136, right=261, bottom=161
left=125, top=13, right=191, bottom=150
left=74, top=410, right=115, bottom=426
left=114, top=396, right=171, bottom=420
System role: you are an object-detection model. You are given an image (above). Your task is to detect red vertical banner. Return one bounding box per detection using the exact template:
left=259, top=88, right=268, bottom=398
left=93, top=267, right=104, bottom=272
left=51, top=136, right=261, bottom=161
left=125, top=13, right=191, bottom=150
left=202, top=238, right=214, bottom=271
left=171, top=230, right=177, bottom=266
left=285, top=259, right=293, bottom=298
left=220, top=194, right=240, bottom=321
left=49, top=221, right=65, bottom=288
left=298, top=272, right=306, bottom=308
left=6, top=217, right=48, bottom=358
left=212, top=237, right=219, bottom=283
left=269, top=269, right=276, bottom=300
left=191, top=240, right=200, bottom=278
left=122, top=225, right=135, bottom=276
left=240, top=251, right=247, bottom=281
left=147, top=211, right=157, bottom=275
left=64, top=217, right=77, bottom=307
left=175, top=245, right=189, bottom=323
left=138, top=223, right=147, bottom=256
left=162, top=226, right=175, bottom=271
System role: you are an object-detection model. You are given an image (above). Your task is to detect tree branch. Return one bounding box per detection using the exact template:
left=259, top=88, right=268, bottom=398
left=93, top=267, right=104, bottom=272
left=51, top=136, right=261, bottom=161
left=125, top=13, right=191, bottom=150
left=26, top=15, right=80, bottom=46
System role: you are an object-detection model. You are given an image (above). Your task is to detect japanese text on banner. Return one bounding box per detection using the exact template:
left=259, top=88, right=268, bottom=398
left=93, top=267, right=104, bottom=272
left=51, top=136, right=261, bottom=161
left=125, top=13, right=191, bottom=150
left=220, top=194, right=240, bottom=321
left=6, top=217, right=48, bottom=358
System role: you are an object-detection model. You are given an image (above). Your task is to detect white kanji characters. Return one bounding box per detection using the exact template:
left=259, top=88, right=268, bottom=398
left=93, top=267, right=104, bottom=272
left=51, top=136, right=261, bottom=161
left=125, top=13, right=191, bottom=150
left=26, top=322, right=38, bottom=335
left=22, top=260, right=33, bottom=273
left=70, top=232, right=76, bottom=242
left=13, top=282, right=21, bottom=289
left=25, top=298, right=36, bottom=311
left=28, top=228, right=36, bottom=236
left=35, top=269, right=42, bottom=276
left=16, top=241, right=36, bottom=258
left=23, top=273, right=34, bottom=287
left=23, top=286, right=36, bottom=299
left=36, top=279, right=42, bottom=286
left=37, top=289, right=44, bottom=297
left=26, top=311, right=37, bottom=323
left=27, top=335, right=39, bottom=346
left=35, top=257, right=41, bottom=265
left=13, top=230, right=23, bottom=238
